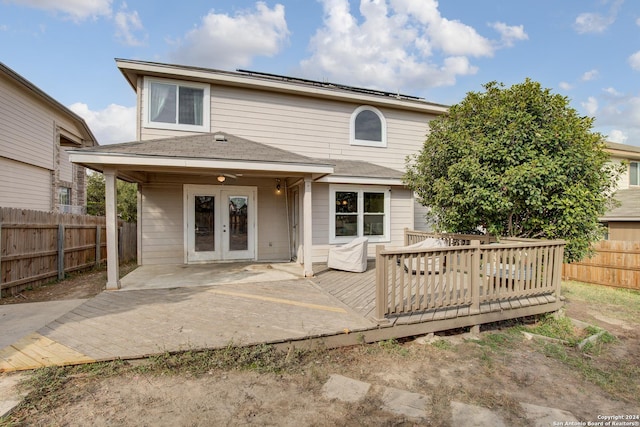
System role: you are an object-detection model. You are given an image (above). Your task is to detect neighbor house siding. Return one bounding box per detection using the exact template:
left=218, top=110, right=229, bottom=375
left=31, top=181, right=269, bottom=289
left=0, top=157, right=51, bottom=210
left=140, top=183, right=184, bottom=265
left=0, top=73, right=54, bottom=170
left=607, top=222, right=640, bottom=241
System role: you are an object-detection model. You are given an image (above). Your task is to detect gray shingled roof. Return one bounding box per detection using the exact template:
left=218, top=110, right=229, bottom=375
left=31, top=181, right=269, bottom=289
left=76, top=132, right=405, bottom=180
left=602, top=189, right=640, bottom=220
left=78, top=132, right=332, bottom=166
left=328, top=159, right=403, bottom=179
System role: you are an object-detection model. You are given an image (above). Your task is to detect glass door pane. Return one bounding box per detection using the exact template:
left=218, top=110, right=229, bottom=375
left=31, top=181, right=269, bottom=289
left=228, top=195, right=248, bottom=251
left=194, top=195, right=215, bottom=252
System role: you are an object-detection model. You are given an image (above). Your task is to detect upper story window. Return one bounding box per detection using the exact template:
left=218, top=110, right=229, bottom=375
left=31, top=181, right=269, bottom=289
left=630, top=161, right=639, bottom=186
left=144, top=78, right=210, bottom=132
left=350, top=105, right=387, bottom=148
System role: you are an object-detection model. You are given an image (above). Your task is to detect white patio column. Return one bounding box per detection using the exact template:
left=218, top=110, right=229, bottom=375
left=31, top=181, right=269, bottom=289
left=104, top=168, right=121, bottom=290
left=303, top=176, right=313, bottom=277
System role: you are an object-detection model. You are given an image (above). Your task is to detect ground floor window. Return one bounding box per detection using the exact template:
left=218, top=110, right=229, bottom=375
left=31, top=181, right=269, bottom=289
left=330, top=185, right=390, bottom=243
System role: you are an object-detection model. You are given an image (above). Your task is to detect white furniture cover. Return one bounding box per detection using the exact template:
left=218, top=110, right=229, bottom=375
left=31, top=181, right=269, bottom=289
left=403, top=238, right=448, bottom=274
left=327, top=237, right=369, bottom=273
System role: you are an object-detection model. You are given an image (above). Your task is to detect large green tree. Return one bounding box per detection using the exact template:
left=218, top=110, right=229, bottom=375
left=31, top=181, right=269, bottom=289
left=86, top=172, right=137, bottom=222
left=405, top=79, right=623, bottom=262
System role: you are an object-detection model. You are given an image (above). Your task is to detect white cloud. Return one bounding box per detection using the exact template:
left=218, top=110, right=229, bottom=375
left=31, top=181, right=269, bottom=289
left=169, top=2, right=289, bottom=69
left=0, top=24, right=8, bottom=31
left=628, top=51, right=640, bottom=71
left=593, top=94, right=640, bottom=147
left=490, top=22, right=528, bottom=47
left=7, top=0, right=112, bottom=21
left=69, top=102, right=136, bottom=145
left=300, top=0, right=524, bottom=92
left=607, top=129, right=628, bottom=143
left=559, top=81, right=573, bottom=91
left=582, top=96, right=599, bottom=115
left=581, top=69, right=599, bottom=81
left=114, top=2, right=145, bottom=46
left=574, top=0, right=622, bottom=34
left=604, top=87, right=622, bottom=97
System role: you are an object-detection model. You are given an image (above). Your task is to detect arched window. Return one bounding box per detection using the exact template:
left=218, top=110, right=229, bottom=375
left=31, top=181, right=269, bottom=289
left=350, top=106, right=387, bottom=147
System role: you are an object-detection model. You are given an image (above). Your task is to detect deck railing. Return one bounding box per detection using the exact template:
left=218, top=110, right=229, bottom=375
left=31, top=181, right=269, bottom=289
left=375, top=231, right=565, bottom=322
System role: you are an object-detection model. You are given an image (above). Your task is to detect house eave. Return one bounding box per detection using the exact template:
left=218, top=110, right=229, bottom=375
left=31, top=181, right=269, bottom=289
left=600, top=217, right=640, bottom=222
left=315, top=175, right=404, bottom=186
left=68, top=151, right=335, bottom=175
left=115, top=58, right=449, bottom=115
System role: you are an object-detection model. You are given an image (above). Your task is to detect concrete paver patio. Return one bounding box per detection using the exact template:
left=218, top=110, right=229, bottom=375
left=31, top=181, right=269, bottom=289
left=0, top=266, right=376, bottom=372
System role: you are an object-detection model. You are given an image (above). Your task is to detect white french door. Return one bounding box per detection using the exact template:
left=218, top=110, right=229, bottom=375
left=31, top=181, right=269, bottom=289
left=185, top=185, right=256, bottom=263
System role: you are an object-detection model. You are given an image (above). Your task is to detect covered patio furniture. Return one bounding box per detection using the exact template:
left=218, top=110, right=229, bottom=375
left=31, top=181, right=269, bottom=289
left=402, top=238, right=448, bottom=274
left=327, top=237, right=369, bottom=273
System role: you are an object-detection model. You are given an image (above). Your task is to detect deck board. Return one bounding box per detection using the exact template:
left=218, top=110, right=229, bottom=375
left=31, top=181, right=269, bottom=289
left=311, top=262, right=560, bottom=330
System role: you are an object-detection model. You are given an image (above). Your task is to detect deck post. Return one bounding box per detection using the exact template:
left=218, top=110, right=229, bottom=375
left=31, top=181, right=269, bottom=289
left=470, top=240, right=481, bottom=314
left=553, top=243, right=564, bottom=299
left=403, top=227, right=408, bottom=246
left=375, top=245, right=390, bottom=324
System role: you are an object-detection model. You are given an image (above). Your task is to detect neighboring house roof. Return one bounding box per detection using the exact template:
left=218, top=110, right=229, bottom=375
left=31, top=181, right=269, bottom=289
left=605, top=141, right=640, bottom=161
left=115, top=58, right=449, bottom=115
left=601, top=189, right=640, bottom=221
left=69, top=132, right=406, bottom=185
left=0, top=62, right=98, bottom=147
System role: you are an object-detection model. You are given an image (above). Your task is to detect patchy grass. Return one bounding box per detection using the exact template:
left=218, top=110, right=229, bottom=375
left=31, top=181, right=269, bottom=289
left=562, top=280, right=640, bottom=322
left=540, top=341, right=639, bottom=403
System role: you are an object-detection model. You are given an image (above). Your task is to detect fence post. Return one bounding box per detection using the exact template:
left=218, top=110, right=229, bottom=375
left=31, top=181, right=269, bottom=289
left=404, top=227, right=409, bottom=246
left=95, top=225, right=101, bottom=267
left=58, top=224, right=65, bottom=280
left=375, top=245, right=390, bottom=324
left=470, top=240, right=480, bottom=314
left=0, top=222, right=3, bottom=299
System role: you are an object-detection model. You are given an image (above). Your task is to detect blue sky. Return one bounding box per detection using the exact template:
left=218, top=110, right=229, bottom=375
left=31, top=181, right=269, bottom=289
left=2, top=0, right=639, bottom=146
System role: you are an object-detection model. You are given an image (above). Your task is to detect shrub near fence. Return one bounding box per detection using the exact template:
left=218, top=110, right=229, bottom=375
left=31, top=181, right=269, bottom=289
left=0, top=207, right=136, bottom=297
left=562, top=240, right=640, bottom=290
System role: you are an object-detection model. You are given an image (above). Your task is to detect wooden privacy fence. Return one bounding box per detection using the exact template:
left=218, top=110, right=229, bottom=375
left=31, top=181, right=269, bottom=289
left=562, top=240, right=640, bottom=290
left=376, top=231, right=565, bottom=321
left=0, top=208, right=136, bottom=297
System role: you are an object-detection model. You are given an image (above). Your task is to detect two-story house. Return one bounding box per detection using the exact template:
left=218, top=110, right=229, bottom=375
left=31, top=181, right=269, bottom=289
left=0, top=62, right=98, bottom=214
left=602, top=142, right=640, bottom=240
left=69, top=59, right=447, bottom=289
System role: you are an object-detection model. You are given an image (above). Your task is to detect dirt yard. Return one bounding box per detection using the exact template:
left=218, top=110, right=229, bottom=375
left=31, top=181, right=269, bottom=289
left=1, top=269, right=639, bottom=426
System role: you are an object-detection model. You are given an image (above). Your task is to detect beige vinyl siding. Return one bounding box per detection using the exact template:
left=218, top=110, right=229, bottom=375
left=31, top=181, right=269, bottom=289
left=139, top=183, right=184, bottom=265
left=0, top=157, right=51, bottom=210
left=608, top=222, right=640, bottom=241
left=390, top=188, right=413, bottom=245
left=256, top=180, right=290, bottom=261
left=0, top=74, right=54, bottom=170
left=413, top=200, right=432, bottom=232
left=138, top=81, right=434, bottom=171
left=59, top=147, right=73, bottom=182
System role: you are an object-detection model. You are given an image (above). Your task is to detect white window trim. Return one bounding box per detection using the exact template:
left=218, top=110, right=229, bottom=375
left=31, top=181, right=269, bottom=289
left=350, top=105, right=387, bottom=148
left=143, top=77, right=210, bottom=132
left=329, top=184, right=391, bottom=244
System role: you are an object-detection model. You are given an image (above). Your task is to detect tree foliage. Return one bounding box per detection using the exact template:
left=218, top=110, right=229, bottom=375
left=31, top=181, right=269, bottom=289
left=86, top=172, right=137, bottom=223
left=405, top=79, right=623, bottom=262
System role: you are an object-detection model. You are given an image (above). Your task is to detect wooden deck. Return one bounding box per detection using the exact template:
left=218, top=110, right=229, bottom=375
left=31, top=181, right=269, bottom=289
left=312, top=261, right=562, bottom=335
